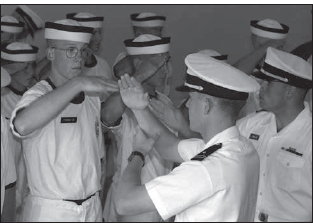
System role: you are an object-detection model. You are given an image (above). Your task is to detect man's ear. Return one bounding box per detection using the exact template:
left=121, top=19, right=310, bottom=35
left=132, top=57, right=142, bottom=70
left=46, top=47, right=55, bottom=61
left=204, top=96, right=212, bottom=115
left=286, top=85, right=296, bottom=99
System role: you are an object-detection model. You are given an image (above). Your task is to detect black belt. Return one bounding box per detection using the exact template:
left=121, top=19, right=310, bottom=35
left=63, top=192, right=96, bottom=205
left=5, top=181, right=16, bottom=190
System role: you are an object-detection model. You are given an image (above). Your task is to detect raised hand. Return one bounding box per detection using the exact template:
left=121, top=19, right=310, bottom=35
left=149, top=95, right=190, bottom=132
left=118, top=74, right=150, bottom=110
left=133, top=126, right=155, bottom=156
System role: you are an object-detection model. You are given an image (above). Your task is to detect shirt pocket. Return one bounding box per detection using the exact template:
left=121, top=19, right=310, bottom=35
left=272, top=151, right=305, bottom=192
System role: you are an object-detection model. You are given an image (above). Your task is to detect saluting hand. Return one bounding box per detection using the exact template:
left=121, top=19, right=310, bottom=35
left=118, top=74, right=150, bottom=110
left=149, top=92, right=190, bottom=132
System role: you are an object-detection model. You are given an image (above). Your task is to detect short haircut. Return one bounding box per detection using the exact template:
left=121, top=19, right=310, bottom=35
left=203, top=94, right=246, bottom=119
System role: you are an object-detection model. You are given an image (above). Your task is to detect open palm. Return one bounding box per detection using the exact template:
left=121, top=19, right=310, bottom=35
left=118, top=74, right=150, bottom=110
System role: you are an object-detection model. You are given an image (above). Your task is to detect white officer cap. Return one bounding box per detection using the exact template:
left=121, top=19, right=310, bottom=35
left=1, top=15, right=24, bottom=33
left=255, top=47, right=312, bottom=89
left=131, top=12, right=166, bottom=27
left=1, top=42, right=38, bottom=62
left=124, top=34, right=170, bottom=55
left=197, top=49, right=228, bottom=62
left=1, top=67, right=11, bottom=87
left=176, top=52, right=260, bottom=100
left=66, top=12, right=104, bottom=28
left=44, top=19, right=93, bottom=43
left=250, top=19, right=289, bottom=40
left=14, top=5, right=44, bottom=37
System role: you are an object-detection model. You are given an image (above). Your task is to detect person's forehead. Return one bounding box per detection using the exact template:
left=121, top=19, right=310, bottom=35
left=53, top=39, right=87, bottom=48
left=268, top=80, right=288, bottom=88
left=142, top=52, right=169, bottom=59
left=4, top=61, right=29, bottom=72
left=1, top=32, right=14, bottom=39
left=134, top=26, right=162, bottom=31
left=134, top=26, right=162, bottom=36
left=251, top=33, right=270, bottom=42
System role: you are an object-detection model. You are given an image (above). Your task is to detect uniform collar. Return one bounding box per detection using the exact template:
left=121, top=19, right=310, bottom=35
left=203, top=126, right=240, bottom=150
left=279, top=102, right=311, bottom=134
left=6, top=85, right=26, bottom=96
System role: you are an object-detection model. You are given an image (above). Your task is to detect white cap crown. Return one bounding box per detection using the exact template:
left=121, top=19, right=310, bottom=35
left=44, top=19, right=93, bottom=43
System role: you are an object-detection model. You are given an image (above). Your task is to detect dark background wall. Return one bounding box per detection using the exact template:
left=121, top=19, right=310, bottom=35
left=2, top=4, right=312, bottom=104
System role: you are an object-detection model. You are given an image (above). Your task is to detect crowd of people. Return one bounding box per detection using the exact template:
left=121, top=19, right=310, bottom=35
left=1, top=5, right=312, bottom=222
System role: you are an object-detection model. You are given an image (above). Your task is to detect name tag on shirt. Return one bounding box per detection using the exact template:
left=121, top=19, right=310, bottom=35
left=249, top=133, right=260, bottom=141
left=61, top=117, right=77, bottom=123
left=281, top=147, right=303, bottom=157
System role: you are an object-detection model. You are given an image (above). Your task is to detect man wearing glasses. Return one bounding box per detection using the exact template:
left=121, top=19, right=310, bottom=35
left=237, top=47, right=312, bottom=222
left=9, top=19, right=118, bottom=222
left=101, top=34, right=173, bottom=222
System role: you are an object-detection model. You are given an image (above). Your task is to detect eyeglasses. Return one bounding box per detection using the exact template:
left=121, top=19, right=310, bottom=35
left=52, top=47, right=91, bottom=59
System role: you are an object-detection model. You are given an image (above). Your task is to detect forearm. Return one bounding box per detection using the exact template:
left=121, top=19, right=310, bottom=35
left=132, top=108, right=182, bottom=163
left=116, top=156, right=154, bottom=216
left=13, top=78, right=81, bottom=136
left=132, top=108, right=168, bottom=141
left=233, top=46, right=267, bottom=75
left=100, top=92, right=126, bottom=126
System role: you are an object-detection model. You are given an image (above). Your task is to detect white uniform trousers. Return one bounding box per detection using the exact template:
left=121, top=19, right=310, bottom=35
left=20, top=193, right=102, bottom=222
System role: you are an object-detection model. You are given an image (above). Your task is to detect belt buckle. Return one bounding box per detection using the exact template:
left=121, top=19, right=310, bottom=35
left=258, top=212, right=268, bottom=222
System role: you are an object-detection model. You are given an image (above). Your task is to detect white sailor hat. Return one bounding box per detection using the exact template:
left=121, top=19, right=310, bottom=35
left=250, top=19, right=289, bottom=40
left=131, top=12, right=166, bottom=28
left=176, top=52, right=260, bottom=100
left=197, top=49, right=228, bottom=62
left=1, top=67, right=11, bottom=87
left=254, top=47, right=312, bottom=89
left=1, top=42, right=38, bottom=62
left=45, top=19, right=93, bottom=43
left=66, top=12, right=104, bottom=29
left=1, top=15, right=25, bottom=33
left=124, top=34, right=170, bottom=55
left=14, top=5, right=44, bottom=37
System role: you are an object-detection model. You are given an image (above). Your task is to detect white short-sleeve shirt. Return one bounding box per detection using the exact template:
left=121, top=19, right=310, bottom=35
left=1, top=113, right=11, bottom=213
left=10, top=80, right=103, bottom=200
left=1, top=89, right=21, bottom=185
left=145, top=126, right=260, bottom=222
left=237, top=103, right=312, bottom=221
